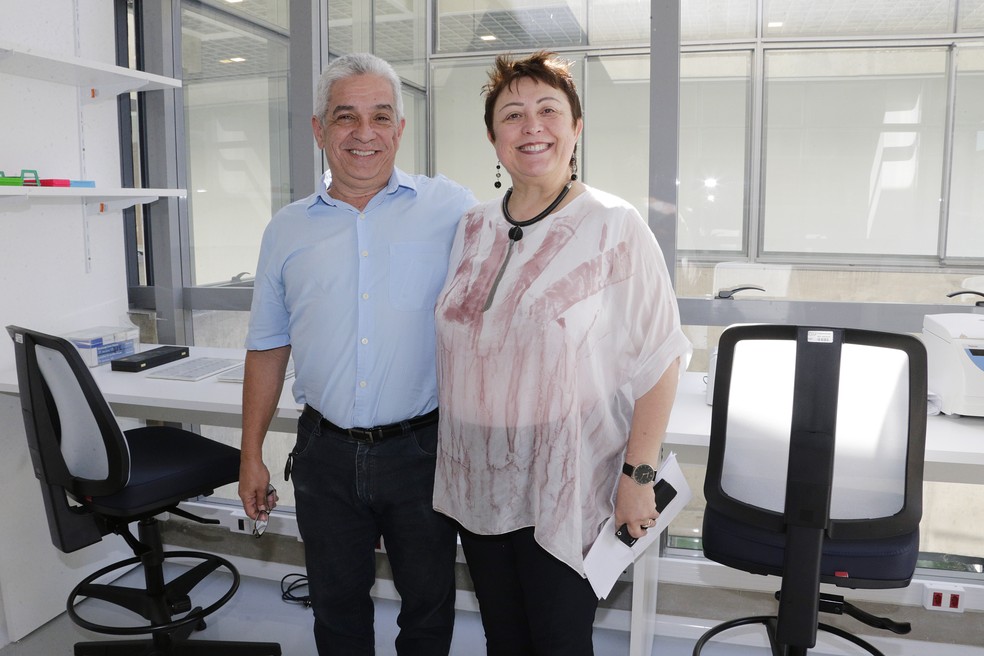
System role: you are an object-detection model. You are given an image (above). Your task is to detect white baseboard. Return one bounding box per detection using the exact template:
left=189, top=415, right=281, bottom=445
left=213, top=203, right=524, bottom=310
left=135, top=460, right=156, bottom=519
left=173, top=501, right=984, bottom=615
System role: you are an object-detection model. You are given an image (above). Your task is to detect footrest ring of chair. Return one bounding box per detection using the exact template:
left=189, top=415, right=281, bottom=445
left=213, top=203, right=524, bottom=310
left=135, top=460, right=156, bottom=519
left=692, top=615, right=888, bottom=656
left=66, top=550, right=240, bottom=637
left=692, top=615, right=776, bottom=655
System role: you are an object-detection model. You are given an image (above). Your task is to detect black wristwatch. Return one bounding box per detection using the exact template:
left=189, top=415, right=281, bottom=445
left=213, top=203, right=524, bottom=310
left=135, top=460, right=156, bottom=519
left=622, top=462, right=656, bottom=485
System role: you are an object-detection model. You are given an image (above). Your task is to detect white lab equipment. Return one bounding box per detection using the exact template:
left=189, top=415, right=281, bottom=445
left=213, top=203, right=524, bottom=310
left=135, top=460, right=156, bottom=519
left=921, top=313, right=984, bottom=417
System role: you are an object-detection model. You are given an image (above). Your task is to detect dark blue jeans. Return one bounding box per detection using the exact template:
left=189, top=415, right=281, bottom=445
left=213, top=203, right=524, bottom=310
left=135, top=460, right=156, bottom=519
left=290, top=409, right=457, bottom=656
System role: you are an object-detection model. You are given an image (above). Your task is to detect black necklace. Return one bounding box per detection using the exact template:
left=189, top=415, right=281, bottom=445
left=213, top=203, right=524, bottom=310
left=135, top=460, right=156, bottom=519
left=502, top=181, right=573, bottom=241
left=482, top=181, right=574, bottom=312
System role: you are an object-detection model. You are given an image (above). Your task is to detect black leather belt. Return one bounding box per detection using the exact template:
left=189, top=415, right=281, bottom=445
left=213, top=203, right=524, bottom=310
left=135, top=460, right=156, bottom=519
left=302, top=405, right=438, bottom=444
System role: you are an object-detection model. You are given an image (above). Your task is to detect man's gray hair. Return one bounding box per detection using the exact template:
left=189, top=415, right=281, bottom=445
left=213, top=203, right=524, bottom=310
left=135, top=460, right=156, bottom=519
left=314, top=53, right=404, bottom=123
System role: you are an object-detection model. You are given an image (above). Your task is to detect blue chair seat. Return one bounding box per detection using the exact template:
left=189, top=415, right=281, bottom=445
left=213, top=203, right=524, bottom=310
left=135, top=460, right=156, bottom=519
left=701, top=506, right=920, bottom=589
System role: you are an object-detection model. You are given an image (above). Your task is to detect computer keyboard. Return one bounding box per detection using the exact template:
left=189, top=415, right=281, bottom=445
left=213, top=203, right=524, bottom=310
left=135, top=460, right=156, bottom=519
left=146, top=357, right=243, bottom=382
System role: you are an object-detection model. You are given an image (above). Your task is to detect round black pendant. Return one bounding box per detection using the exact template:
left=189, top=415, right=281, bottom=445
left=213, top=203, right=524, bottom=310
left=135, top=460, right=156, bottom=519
left=508, top=226, right=524, bottom=241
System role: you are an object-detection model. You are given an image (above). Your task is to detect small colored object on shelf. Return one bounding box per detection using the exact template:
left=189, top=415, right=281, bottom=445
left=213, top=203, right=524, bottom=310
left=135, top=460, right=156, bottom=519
left=40, top=179, right=71, bottom=187
left=69, top=180, right=96, bottom=187
left=0, top=169, right=40, bottom=186
left=0, top=171, right=21, bottom=186
left=19, top=169, right=40, bottom=186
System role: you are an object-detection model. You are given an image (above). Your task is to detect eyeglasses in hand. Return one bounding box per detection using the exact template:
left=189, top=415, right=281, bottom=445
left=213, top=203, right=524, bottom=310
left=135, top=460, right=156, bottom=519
left=252, top=484, right=277, bottom=538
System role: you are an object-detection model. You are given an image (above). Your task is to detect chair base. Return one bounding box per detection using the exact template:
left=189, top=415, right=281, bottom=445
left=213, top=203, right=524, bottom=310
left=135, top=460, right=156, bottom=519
left=692, top=615, right=885, bottom=656
left=74, top=637, right=282, bottom=655
left=68, top=550, right=239, bottom=636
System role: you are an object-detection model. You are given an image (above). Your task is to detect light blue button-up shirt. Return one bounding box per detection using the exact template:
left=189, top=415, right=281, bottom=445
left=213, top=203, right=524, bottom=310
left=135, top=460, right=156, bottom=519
left=246, top=168, right=476, bottom=428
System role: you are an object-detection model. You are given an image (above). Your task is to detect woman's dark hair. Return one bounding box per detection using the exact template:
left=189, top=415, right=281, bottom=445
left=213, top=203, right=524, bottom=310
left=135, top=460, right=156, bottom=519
left=482, top=51, right=583, bottom=142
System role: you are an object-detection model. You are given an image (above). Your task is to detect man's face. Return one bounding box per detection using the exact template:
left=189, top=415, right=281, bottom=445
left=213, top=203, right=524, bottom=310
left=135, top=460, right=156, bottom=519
left=312, top=73, right=405, bottom=196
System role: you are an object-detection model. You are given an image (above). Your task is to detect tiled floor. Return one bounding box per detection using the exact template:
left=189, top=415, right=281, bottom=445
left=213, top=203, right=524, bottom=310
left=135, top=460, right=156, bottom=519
left=0, top=571, right=767, bottom=656
left=3, top=568, right=982, bottom=655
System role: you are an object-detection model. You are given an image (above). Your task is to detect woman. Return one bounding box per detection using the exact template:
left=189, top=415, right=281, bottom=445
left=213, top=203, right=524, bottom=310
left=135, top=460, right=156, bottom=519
left=434, top=52, right=690, bottom=655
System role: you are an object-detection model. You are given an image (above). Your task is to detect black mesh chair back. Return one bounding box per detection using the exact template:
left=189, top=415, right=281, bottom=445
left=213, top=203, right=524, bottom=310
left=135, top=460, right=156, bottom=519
left=694, top=324, right=927, bottom=656
left=7, top=325, right=281, bottom=656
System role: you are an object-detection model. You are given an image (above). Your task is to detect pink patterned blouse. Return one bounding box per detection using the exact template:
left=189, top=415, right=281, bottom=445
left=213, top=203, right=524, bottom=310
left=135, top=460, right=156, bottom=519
left=433, top=185, right=691, bottom=575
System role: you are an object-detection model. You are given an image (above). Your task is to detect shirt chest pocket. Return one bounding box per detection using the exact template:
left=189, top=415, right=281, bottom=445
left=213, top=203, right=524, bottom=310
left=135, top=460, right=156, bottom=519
left=389, top=242, right=449, bottom=311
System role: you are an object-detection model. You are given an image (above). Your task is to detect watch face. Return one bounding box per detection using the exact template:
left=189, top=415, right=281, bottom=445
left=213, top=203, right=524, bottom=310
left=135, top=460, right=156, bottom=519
left=633, top=464, right=656, bottom=485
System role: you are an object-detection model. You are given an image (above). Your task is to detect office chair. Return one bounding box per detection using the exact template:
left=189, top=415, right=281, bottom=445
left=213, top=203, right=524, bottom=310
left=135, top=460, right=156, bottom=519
left=693, top=324, right=927, bottom=656
left=6, top=326, right=281, bottom=656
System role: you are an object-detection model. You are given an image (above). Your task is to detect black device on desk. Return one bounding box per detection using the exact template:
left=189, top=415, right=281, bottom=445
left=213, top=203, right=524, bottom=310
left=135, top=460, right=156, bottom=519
left=615, top=478, right=678, bottom=547
left=111, top=345, right=189, bottom=372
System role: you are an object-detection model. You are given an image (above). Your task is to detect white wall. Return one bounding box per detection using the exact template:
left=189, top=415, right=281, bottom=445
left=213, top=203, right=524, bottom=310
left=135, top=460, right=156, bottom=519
left=0, top=0, right=134, bottom=645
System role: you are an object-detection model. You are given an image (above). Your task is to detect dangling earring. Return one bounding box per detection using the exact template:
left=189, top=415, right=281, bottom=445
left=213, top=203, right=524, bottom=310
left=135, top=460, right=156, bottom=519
left=570, top=157, right=578, bottom=181
left=494, top=162, right=502, bottom=189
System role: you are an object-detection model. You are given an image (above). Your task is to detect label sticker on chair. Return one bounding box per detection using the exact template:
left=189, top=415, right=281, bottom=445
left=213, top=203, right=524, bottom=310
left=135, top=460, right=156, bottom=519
left=807, top=330, right=834, bottom=343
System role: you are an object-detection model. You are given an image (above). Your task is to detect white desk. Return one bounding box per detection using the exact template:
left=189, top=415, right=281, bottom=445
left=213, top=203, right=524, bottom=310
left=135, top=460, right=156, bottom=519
left=0, top=346, right=304, bottom=433
left=2, top=351, right=979, bottom=485
left=2, top=351, right=982, bottom=656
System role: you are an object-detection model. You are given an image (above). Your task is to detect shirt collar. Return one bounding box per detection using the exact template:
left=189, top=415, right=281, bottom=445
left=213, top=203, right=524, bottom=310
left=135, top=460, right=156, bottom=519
left=311, top=167, right=417, bottom=210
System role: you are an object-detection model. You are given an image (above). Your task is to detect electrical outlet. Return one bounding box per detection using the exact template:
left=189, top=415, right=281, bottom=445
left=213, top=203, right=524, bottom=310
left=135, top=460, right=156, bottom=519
left=922, top=582, right=965, bottom=613
left=229, top=510, right=254, bottom=535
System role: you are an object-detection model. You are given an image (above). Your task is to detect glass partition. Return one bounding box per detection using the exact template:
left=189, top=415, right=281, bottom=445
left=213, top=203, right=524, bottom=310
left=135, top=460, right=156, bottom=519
left=583, top=55, right=649, bottom=215
left=376, top=0, right=427, bottom=85
left=678, top=51, right=751, bottom=256
left=182, top=2, right=290, bottom=286
left=959, top=0, right=984, bottom=32
left=762, top=48, right=947, bottom=259
left=682, top=0, right=755, bottom=41
left=947, top=45, right=984, bottom=261
left=764, top=0, right=955, bottom=37
left=436, top=0, right=587, bottom=53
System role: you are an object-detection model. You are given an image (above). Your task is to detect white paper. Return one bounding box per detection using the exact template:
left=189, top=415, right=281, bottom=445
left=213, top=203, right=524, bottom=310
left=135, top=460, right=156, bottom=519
left=583, top=452, right=692, bottom=599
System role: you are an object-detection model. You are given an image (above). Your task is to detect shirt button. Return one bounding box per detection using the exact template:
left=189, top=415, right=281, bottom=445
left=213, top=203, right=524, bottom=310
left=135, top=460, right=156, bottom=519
left=361, top=250, right=369, bottom=257
left=359, top=213, right=365, bottom=220
left=362, top=292, right=369, bottom=300
left=359, top=380, right=367, bottom=388
left=361, top=337, right=369, bottom=345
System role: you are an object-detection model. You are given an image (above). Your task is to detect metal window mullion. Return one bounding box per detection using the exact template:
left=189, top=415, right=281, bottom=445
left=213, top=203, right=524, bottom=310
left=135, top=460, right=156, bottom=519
left=649, top=0, right=681, bottom=287
left=425, top=0, right=434, bottom=176
left=938, top=42, right=959, bottom=264
left=288, top=0, right=324, bottom=201
left=747, top=41, right=766, bottom=260
left=138, top=0, right=193, bottom=346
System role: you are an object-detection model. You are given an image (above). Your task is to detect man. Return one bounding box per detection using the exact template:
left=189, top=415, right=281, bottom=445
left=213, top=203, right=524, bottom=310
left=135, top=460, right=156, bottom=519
left=238, top=53, right=475, bottom=655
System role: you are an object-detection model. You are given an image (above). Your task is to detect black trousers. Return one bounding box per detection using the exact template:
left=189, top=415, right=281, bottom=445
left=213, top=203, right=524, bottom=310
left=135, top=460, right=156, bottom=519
left=458, top=526, right=599, bottom=656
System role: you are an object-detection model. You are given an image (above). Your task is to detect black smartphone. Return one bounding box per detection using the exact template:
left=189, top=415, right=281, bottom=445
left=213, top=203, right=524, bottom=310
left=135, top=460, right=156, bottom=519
left=616, top=479, right=678, bottom=547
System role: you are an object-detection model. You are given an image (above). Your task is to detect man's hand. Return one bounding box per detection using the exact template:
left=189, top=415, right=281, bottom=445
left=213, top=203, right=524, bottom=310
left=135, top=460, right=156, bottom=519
left=239, top=458, right=277, bottom=520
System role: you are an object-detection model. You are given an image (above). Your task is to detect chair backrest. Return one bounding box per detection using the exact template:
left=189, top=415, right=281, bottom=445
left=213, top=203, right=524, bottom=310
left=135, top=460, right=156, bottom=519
left=705, top=324, right=927, bottom=542
left=6, top=326, right=130, bottom=552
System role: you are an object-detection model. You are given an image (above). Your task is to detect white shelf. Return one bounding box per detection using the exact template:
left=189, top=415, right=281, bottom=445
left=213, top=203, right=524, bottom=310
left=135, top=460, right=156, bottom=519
left=0, top=187, right=187, bottom=214
left=0, top=41, right=180, bottom=102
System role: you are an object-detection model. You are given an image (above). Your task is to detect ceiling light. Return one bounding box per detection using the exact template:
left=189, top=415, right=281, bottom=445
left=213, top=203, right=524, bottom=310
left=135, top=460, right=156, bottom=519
left=703, top=177, right=718, bottom=189
left=768, top=21, right=783, bottom=28
left=220, top=57, right=247, bottom=64
left=225, top=0, right=244, bottom=3
left=480, top=35, right=497, bottom=42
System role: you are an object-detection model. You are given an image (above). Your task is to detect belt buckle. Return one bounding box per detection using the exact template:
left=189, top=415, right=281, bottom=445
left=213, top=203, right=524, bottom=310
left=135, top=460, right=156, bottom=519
left=347, top=427, right=379, bottom=443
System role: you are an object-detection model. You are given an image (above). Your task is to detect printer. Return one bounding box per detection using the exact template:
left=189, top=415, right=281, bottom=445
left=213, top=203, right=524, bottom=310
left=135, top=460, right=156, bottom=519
left=922, top=313, right=984, bottom=417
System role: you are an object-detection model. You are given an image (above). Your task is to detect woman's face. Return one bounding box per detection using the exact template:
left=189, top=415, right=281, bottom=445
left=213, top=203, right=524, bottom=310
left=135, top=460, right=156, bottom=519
left=489, top=77, right=582, bottom=188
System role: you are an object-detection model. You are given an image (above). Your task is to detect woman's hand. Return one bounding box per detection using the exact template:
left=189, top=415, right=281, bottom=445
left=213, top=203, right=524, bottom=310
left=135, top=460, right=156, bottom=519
left=614, top=478, right=659, bottom=540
